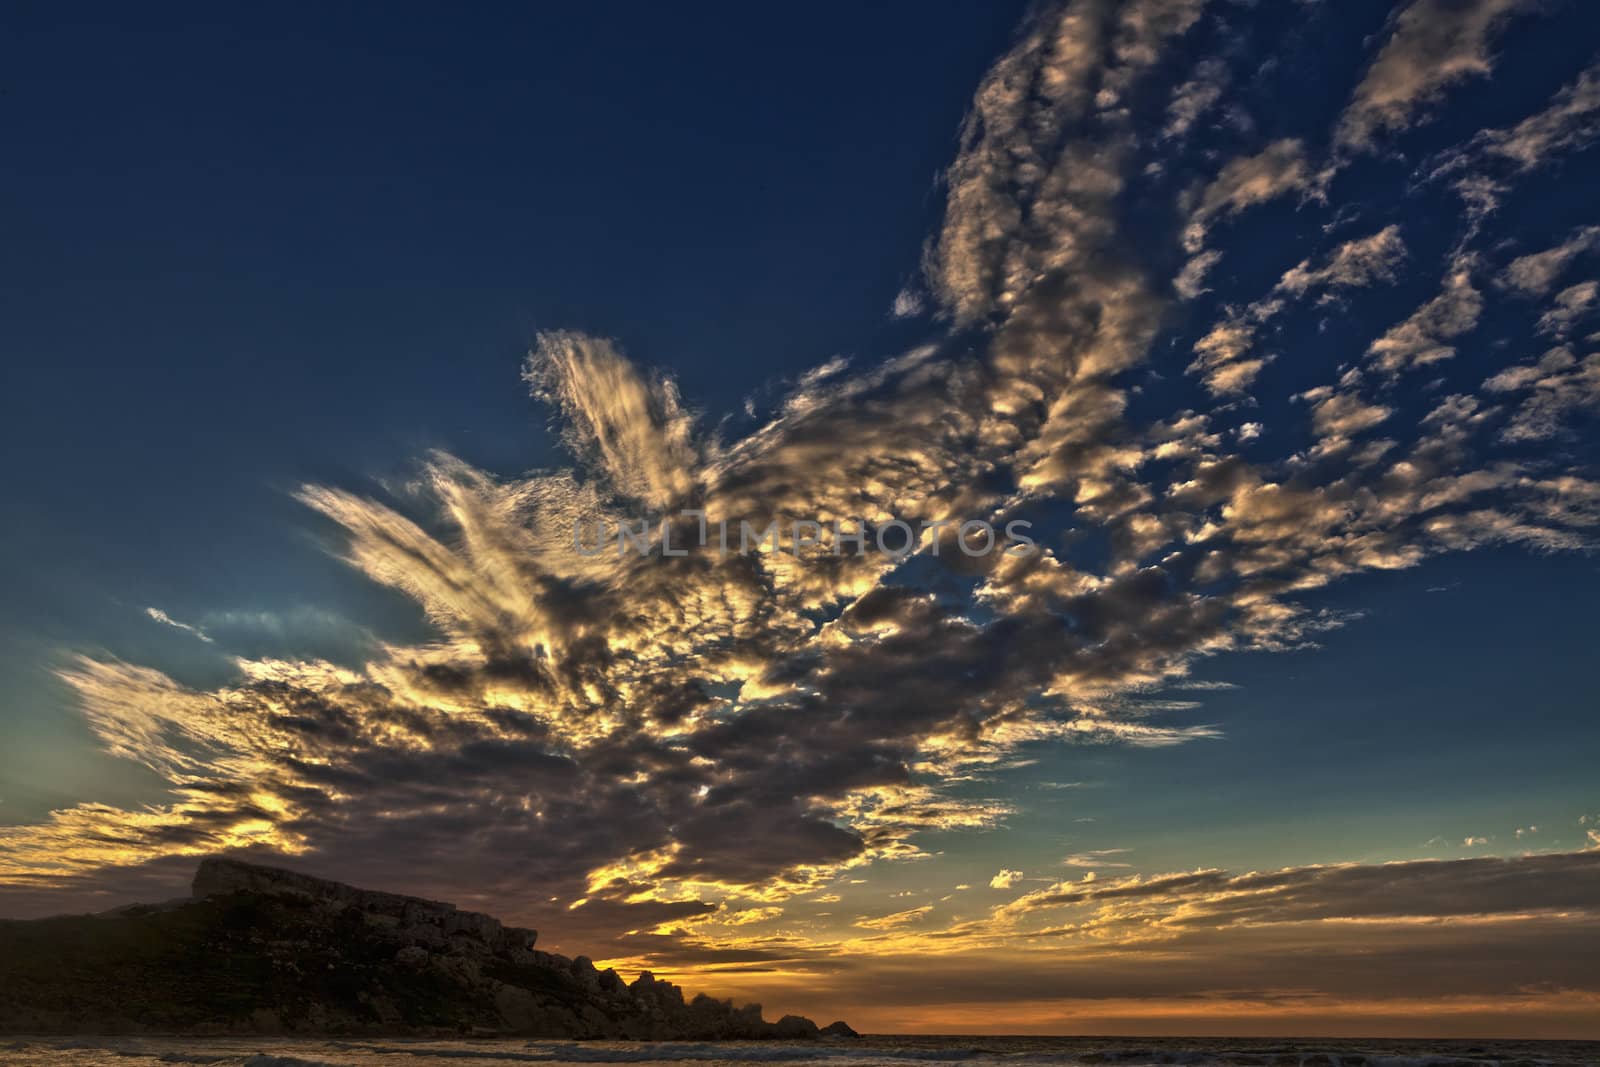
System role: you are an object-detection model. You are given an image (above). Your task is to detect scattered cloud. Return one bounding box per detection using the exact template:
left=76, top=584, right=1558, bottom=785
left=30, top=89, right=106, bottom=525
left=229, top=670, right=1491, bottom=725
left=1336, top=0, right=1539, bottom=152
left=1536, top=281, right=1600, bottom=339
left=1183, top=139, right=1312, bottom=253
left=1174, top=250, right=1222, bottom=300
left=891, top=285, right=926, bottom=319
left=1191, top=226, right=1409, bottom=394
left=1163, top=57, right=1230, bottom=141
left=1424, top=60, right=1600, bottom=220
left=989, top=869, right=1025, bottom=889
left=1277, top=225, right=1408, bottom=298
left=1485, top=346, right=1600, bottom=442
left=1366, top=256, right=1483, bottom=376
left=1436, top=60, right=1600, bottom=175
left=1500, top=226, right=1600, bottom=297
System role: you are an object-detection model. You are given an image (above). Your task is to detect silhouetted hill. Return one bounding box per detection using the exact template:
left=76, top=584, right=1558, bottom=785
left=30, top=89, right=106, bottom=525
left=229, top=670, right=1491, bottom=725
left=0, top=858, right=855, bottom=1039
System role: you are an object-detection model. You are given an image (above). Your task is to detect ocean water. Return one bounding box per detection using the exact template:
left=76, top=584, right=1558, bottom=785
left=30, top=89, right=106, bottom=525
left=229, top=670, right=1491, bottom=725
left=2, top=1036, right=1597, bottom=1067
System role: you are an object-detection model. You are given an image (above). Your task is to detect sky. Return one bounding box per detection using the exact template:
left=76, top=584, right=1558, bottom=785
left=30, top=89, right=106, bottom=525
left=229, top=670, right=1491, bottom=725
left=3, top=0, right=1600, bottom=1039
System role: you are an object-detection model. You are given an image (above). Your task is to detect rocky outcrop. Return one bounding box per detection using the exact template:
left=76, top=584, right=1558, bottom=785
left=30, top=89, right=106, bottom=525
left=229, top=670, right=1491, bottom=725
left=0, top=858, right=847, bottom=1040
left=192, top=858, right=539, bottom=960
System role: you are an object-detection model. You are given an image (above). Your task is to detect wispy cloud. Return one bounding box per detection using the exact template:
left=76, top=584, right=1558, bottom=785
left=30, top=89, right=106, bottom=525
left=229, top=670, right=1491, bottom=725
left=856, top=904, right=934, bottom=930
left=1062, top=849, right=1132, bottom=869
left=1336, top=0, right=1539, bottom=152
left=143, top=607, right=213, bottom=643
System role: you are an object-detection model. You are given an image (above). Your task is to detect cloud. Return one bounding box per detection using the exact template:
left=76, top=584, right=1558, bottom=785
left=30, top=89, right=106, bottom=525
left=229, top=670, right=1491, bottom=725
left=524, top=331, right=703, bottom=511
left=1500, top=226, right=1600, bottom=297
left=1536, top=281, right=1600, bottom=338
left=1062, top=849, right=1132, bottom=869
left=1336, top=0, right=1539, bottom=152
left=856, top=904, right=934, bottom=930
left=1444, top=60, right=1600, bottom=173
left=1183, top=139, right=1312, bottom=253
left=927, top=0, right=1204, bottom=321
left=1484, top=346, right=1600, bottom=442
left=1366, top=255, right=1483, bottom=375
left=989, top=869, right=1025, bottom=889
left=890, top=285, right=926, bottom=319
left=1001, top=849, right=1600, bottom=925
left=1189, top=227, right=1408, bottom=394
left=1163, top=57, right=1229, bottom=140
left=1276, top=225, right=1408, bottom=298
left=1423, top=60, right=1600, bottom=220
left=1190, top=320, right=1265, bottom=394
left=144, top=607, right=213, bottom=643
left=621, top=849, right=1600, bottom=1032
left=1173, top=250, right=1222, bottom=300
left=718, top=906, right=784, bottom=927
left=1300, top=386, right=1393, bottom=441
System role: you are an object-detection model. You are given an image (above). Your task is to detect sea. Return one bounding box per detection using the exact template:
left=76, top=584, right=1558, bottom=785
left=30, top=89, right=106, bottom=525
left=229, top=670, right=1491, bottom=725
left=2, top=1036, right=1597, bottom=1067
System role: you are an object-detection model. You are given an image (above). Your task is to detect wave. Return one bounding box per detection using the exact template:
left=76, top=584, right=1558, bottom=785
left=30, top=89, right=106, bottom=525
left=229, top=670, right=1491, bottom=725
left=0, top=1043, right=346, bottom=1067
left=520, top=1044, right=987, bottom=1063
left=317, top=1040, right=988, bottom=1063
left=3, top=1037, right=1593, bottom=1067
left=301, top=1039, right=1598, bottom=1067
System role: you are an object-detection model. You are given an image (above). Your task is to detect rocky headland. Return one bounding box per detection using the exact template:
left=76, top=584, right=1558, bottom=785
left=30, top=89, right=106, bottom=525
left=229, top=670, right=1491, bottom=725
left=0, top=858, right=856, bottom=1039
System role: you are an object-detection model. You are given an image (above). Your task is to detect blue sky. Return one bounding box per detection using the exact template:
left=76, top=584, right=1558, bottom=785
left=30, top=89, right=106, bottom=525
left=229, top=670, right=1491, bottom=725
left=0, top=0, right=1032, bottom=819
left=3, top=0, right=1600, bottom=1037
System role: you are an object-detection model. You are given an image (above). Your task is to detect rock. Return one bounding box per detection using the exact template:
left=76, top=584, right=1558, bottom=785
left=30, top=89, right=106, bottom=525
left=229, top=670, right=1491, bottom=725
left=820, top=1020, right=860, bottom=1038
left=443, top=909, right=502, bottom=942
left=771, top=1014, right=820, bottom=1039
left=397, top=923, right=445, bottom=948
left=393, top=945, right=430, bottom=968
left=0, top=856, right=846, bottom=1041
left=499, top=925, right=538, bottom=952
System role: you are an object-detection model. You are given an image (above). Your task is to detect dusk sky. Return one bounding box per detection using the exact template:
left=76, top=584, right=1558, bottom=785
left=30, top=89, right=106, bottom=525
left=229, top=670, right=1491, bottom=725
left=3, top=0, right=1600, bottom=1038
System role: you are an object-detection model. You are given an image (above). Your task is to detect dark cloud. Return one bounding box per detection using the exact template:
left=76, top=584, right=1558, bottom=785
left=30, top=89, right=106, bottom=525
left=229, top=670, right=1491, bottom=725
left=1007, top=850, right=1600, bottom=922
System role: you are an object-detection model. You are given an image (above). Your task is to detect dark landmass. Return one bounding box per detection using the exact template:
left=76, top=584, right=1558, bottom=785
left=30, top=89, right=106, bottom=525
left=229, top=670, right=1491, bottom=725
left=0, top=858, right=856, bottom=1040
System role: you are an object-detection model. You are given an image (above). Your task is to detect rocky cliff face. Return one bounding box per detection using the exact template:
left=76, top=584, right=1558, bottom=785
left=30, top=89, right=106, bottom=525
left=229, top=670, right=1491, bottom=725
left=0, top=858, right=854, bottom=1040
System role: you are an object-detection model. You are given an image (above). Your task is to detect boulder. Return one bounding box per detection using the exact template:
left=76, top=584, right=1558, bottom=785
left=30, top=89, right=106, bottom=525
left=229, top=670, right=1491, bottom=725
left=771, top=1014, right=820, bottom=1039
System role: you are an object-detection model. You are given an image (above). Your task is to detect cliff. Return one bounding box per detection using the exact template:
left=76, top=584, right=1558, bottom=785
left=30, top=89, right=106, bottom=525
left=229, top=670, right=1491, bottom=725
left=0, top=858, right=855, bottom=1039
